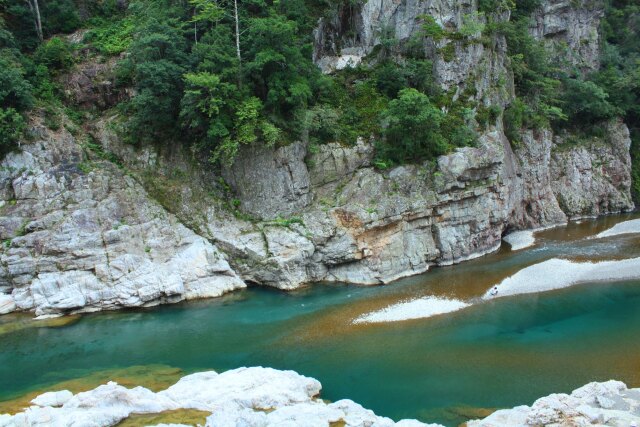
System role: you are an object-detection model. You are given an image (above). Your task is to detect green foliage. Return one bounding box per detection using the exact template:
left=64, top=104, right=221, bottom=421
left=420, top=15, right=445, bottom=41
left=303, top=104, right=341, bottom=144
left=243, top=14, right=318, bottom=120
left=268, top=216, right=304, bottom=227
left=0, top=53, right=33, bottom=110
left=189, top=0, right=223, bottom=24
left=84, top=18, right=135, bottom=55
left=0, top=107, right=26, bottom=156
left=503, top=98, right=525, bottom=143
left=34, top=37, right=74, bottom=71
left=475, top=105, right=501, bottom=128
left=205, top=97, right=282, bottom=165
left=122, top=19, right=189, bottom=143
left=378, top=88, right=449, bottom=164
left=478, top=0, right=514, bottom=14
left=458, top=12, right=486, bottom=38
left=560, top=78, right=619, bottom=125
left=0, top=29, right=32, bottom=156
left=41, top=0, right=81, bottom=36
left=374, top=62, right=408, bottom=98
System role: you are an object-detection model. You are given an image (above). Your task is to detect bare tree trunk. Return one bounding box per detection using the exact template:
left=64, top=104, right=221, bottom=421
left=24, top=0, right=43, bottom=41
left=234, top=0, right=242, bottom=88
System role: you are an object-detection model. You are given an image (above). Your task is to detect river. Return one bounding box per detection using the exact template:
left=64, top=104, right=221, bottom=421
left=1, top=214, right=639, bottom=426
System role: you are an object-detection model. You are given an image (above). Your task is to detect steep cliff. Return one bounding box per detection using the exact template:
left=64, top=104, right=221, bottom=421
left=0, top=118, right=244, bottom=316
left=0, top=0, right=635, bottom=315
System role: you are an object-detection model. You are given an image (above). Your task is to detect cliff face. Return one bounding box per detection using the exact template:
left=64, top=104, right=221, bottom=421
left=0, top=120, right=244, bottom=316
left=529, top=0, right=604, bottom=72
left=0, top=0, right=635, bottom=315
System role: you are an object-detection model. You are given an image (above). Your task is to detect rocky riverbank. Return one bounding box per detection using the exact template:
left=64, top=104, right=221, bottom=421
left=468, top=381, right=640, bottom=426
left=0, top=367, right=440, bottom=427
left=2, top=367, right=638, bottom=427
left=0, top=0, right=636, bottom=316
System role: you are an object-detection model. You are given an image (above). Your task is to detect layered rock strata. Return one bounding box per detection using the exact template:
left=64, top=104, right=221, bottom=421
left=0, top=0, right=635, bottom=314
left=0, top=121, right=244, bottom=316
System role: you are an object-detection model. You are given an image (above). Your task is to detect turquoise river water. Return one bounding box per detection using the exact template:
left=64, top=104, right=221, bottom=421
left=1, top=214, right=639, bottom=426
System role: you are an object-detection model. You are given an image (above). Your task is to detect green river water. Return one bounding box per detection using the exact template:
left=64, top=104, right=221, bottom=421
left=1, top=214, right=639, bottom=426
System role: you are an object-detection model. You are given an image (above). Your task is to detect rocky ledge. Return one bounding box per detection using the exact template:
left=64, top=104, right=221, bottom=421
left=0, top=367, right=439, bottom=427
left=469, top=380, right=640, bottom=426
left=0, top=120, right=245, bottom=317
left=2, top=367, right=639, bottom=427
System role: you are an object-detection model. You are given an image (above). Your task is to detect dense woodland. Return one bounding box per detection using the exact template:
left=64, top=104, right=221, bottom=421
left=0, top=0, right=638, bottom=197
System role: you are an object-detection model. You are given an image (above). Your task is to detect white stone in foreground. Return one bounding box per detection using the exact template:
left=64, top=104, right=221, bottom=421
left=502, top=230, right=535, bottom=251
left=158, top=367, right=322, bottom=411
left=31, top=390, right=73, bottom=407
left=482, top=257, right=640, bottom=300
left=468, top=380, right=640, bottom=427
left=596, top=218, right=640, bottom=238
left=353, top=297, right=470, bottom=324
left=0, top=367, right=436, bottom=427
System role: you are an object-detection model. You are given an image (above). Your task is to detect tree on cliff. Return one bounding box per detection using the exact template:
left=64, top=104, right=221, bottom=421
left=379, top=88, right=448, bottom=163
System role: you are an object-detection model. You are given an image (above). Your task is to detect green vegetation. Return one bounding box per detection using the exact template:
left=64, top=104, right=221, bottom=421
left=0, top=0, right=636, bottom=193
left=83, top=17, right=134, bottom=55
left=495, top=0, right=637, bottom=146
left=378, top=88, right=448, bottom=163
left=596, top=0, right=640, bottom=201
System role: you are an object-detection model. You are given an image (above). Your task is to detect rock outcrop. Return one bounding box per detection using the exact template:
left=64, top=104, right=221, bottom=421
left=0, top=367, right=441, bottom=427
left=3, top=368, right=639, bottom=427
left=550, top=121, right=634, bottom=219
left=469, top=380, right=640, bottom=426
left=0, top=120, right=244, bottom=316
left=529, top=0, right=604, bottom=72
left=0, top=0, right=635, bottom=315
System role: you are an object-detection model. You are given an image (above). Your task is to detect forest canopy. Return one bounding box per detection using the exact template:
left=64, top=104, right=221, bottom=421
left=0, top=0, right=637, bottom=182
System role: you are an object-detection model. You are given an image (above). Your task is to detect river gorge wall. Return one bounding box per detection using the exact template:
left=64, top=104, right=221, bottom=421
left=0, top=0, right=635, bottom=315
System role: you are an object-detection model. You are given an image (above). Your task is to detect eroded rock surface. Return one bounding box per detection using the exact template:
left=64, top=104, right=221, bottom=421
left=550, top=121, right=634, bottom=219
left=468, top=380, right=640, bottom=426
left=0, top=121, right=244, bottom=316
left=0, top=367, right=441, bottom=427
left=3, top=368, right=639, bottom=427
left=529, top=0, right=604, bottom=72
left=0, top=0, right=634, bottom=313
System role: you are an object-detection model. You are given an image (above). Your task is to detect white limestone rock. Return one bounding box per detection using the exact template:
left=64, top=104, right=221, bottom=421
left=353, top=297, right=470, bottom=324
left=0, top=294, right=15, bottom=314
left=0, top=367, right=437, bottom=427
left=31, top=390, right=73, bottom=407
left=159, top=367, right=322, bottom=411
left=469, top=380, right=640, bottom=427
left=0, top=124, right=245, bottom=316
left=502, top=230, right=535, bottom=251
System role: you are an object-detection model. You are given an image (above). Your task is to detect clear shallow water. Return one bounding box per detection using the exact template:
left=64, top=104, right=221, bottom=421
left=1, top=214, right=640, bottom=426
